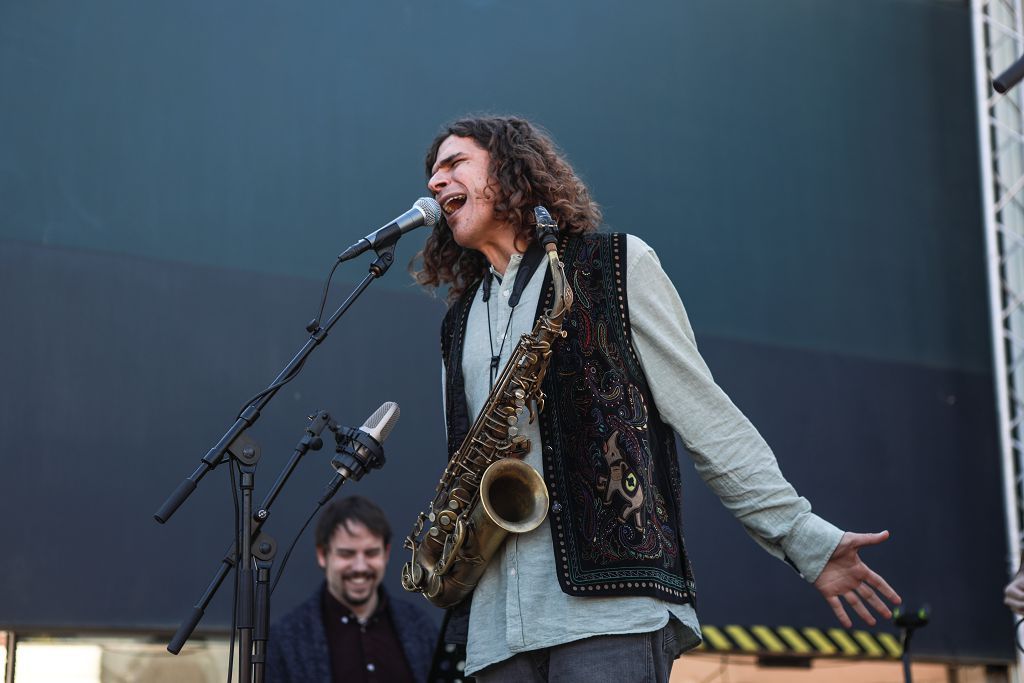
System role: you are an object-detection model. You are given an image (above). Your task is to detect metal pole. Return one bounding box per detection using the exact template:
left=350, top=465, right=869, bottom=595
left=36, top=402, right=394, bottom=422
left=972, top=0, right=1024, bottom=679
left=4, top=632, right=17, bottom=683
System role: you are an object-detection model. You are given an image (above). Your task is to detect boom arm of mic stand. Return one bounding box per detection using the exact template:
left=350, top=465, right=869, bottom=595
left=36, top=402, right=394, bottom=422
left=153, top=247, right=397, bottom=524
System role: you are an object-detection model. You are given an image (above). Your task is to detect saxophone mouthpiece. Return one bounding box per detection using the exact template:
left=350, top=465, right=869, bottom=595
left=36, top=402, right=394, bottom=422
left=534, top=206, right=559, bottom=248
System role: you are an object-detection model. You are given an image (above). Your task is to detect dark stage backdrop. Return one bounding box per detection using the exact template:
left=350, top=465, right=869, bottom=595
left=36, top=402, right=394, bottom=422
left=0, top=0, right=1007, bottom=663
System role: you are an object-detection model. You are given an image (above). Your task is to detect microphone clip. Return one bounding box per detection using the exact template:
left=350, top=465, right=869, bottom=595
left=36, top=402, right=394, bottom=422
left=330, top=425, right=386, bottom=482
left=368, top=243, right=396, bottom=278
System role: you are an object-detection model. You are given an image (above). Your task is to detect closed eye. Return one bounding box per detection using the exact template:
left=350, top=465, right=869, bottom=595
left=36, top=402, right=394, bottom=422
left=432, top=152, right=466, bottom=176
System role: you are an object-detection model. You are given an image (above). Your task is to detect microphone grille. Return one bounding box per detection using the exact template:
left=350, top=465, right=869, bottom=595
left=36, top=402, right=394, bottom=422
left=362, top=401, right=400, bottom=443
left=415, top=197, right=442, bottom=227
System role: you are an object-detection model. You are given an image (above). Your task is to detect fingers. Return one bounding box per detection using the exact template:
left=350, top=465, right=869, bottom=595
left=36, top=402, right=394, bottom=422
left=827, top=595, right=852, bottom=629
left=1005, top=594, right=1024, bottom=615
left=863, top=567, right=902, bottom=606
left=821, top=568, right=900, bottom=628
left=856, top=581, right=892, bottom=620
left=1005, top=577, right=1024, bottom=614
left=843, top=588, right=877, bottom=626
left=846, top=530, right=891, bottom=550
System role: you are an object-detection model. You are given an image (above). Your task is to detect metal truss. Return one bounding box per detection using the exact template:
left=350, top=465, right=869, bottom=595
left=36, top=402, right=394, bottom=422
left=974, top=0, right=1024, bottom=676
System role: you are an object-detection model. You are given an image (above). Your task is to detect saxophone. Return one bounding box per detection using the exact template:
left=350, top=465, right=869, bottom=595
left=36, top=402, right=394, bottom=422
left=401, top=206, right=574, bottom=608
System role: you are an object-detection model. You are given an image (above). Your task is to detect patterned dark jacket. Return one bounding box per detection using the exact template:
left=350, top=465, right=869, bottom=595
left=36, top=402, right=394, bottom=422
left=266, top=582, right=438, bottom=683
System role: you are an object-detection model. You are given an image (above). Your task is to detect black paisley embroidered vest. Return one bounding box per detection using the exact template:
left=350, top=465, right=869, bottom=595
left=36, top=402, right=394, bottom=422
left=441, top=232, right=696, bottom=611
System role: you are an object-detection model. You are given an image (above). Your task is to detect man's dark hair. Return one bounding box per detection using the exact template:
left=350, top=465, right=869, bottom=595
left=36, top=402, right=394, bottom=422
left=411, top=115, right=602, bottom=303
left=314, top=495, right=392, bottom=549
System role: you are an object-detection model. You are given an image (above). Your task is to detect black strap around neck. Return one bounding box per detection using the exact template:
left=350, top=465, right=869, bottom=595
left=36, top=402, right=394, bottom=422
left=481, top=242, right=546, bottom=307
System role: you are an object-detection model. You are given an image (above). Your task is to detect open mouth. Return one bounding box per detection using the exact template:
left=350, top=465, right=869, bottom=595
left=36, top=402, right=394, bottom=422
left=442, top=194, right=467, bottom=217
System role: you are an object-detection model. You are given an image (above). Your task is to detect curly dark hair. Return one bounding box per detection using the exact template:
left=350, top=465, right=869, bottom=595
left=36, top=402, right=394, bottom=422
left=410, top=115, right=602, bottom=303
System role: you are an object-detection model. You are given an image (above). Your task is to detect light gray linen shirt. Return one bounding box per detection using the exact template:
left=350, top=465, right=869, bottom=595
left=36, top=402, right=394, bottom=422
left=451, top=234, right=843, bottom=675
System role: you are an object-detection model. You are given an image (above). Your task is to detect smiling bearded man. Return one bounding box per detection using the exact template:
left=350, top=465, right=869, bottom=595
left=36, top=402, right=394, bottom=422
left=267, top=496, right=438, bottom=683
left=406, top=115, right=902, bottom=683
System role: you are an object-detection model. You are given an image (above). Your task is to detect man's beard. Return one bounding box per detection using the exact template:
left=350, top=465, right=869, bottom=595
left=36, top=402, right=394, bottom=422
left=343, top=588, right=372, bottom=605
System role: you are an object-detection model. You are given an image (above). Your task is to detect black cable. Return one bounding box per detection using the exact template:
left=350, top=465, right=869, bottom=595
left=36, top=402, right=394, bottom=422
left=236, top=361, right=307, bottom=418
left=270, top=500, right=324, bottom=596
left=235, top=259, right=341, bottom=418
left=311, top=258, right=342, bottom=333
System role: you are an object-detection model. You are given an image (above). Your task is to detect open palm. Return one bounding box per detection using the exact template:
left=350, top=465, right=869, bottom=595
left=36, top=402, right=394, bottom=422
left=813, top=530, right=901, bottom=628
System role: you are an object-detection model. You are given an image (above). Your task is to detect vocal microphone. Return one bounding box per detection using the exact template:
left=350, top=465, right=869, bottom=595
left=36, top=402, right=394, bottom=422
left=337, top=198, right=442, bottom=262
left=330, top=402, right=400, bottom=481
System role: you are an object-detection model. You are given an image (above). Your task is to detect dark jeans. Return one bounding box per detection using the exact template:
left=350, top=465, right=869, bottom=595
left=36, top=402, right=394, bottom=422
left=473, top=622, right=679, bottom=683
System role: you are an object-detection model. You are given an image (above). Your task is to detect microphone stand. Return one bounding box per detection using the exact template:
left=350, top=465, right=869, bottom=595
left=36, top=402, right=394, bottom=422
left=166, top=408, right=386, bottom=681
left=166, top=412, right=334, bottom=654
left=156, top=242, right=399, bottom=678
left=153, top=245, right=398, bottom=525
left=893, top=605, right=930, bottom=683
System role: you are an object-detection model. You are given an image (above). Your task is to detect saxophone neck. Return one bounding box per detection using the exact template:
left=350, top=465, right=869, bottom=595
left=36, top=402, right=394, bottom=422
left=547, top=248, right=573, bottom=319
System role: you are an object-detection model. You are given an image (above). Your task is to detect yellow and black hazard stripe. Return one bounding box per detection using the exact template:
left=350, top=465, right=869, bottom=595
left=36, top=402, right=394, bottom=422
left=696, top=625, right=902, bottom=659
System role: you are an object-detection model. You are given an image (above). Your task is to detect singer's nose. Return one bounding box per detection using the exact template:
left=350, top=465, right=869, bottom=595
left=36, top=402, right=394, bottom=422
left=427, top=171, right=448, bottom=195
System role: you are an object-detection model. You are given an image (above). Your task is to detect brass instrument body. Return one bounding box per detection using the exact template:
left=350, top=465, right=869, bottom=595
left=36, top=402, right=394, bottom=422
left=402, top=224, right=573, bottom=609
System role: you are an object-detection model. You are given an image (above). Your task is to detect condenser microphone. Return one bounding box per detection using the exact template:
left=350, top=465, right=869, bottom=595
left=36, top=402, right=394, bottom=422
left=337, top=198, right=442, bottom=262
left=330, top=402, right=400, bottom=480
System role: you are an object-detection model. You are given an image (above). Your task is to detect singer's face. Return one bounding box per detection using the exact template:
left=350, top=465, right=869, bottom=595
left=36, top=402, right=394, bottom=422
left=427, top=135, right=511, bottom=252
left=317, top=520, right=389, bottom=616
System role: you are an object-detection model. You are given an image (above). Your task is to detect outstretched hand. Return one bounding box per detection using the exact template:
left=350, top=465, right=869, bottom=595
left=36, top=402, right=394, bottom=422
left=813, top=530, right=901, bottom=628
left=1004, top=570, right=1024, bottom=615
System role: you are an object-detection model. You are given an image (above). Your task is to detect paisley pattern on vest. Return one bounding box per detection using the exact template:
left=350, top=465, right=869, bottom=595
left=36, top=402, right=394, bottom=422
left=537, top=233, right=694, bottom=603
left=440, top=233, right=694, bottom=605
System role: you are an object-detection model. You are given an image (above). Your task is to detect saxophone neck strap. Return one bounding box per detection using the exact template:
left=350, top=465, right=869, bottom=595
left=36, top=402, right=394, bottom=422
left=481, top=241, right=546, bottom=308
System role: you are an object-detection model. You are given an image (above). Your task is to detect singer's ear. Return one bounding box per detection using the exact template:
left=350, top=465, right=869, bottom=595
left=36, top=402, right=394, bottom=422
left=316, top=545, right=328, bottom=569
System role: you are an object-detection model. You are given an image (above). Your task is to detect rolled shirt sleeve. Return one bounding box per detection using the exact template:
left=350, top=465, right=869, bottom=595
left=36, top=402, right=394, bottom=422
left=624, top=234, right=843, bottom=582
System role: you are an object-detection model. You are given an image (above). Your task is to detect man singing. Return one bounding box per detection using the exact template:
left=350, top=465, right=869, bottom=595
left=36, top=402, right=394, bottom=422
left=410, top=115, right=901, bottom=682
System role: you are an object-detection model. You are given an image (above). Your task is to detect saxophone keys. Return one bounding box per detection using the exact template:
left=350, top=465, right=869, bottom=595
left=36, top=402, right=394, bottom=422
left=507, top=426, right=519, bottom=437
left=401, top=561, right=423, bottom=591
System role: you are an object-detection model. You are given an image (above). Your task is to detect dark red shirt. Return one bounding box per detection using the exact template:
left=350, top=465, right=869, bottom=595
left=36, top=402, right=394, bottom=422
left=321, top=588, right=416, bottom=683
